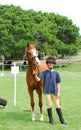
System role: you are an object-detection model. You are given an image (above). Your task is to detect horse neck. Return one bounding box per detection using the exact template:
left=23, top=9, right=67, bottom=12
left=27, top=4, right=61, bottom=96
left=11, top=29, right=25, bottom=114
left=27, top=61, right=40, bottom=76
left=28, top=61, right=36, bottom=71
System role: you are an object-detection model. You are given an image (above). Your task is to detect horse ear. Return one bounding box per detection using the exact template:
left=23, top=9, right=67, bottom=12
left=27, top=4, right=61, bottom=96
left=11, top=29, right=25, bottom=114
left=24, top=48, right=27, bottom=59
left=33, top=44, right=37, bottom=48
left=27, top=43, right=30, bottom=47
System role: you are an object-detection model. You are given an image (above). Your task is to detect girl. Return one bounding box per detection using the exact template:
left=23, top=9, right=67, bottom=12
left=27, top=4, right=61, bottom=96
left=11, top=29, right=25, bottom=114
left=33, top=56, right=67, bottom=125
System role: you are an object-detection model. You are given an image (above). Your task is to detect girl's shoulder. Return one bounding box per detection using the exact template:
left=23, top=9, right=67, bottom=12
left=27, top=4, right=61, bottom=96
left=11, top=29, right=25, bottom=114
left=42, top=69, right=49, bottom=74
left=53, top=70, right=59, bottom=73
left=52, top=70, right=60, bottom=76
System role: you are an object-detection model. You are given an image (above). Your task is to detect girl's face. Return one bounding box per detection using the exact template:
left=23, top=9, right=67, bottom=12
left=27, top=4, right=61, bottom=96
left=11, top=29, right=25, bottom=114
left=47, top=62, right=55, bottom=69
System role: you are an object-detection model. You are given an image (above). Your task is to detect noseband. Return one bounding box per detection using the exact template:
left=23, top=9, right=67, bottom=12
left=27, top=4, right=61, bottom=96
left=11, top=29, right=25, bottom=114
left=27, top=55, right=39, bottom=67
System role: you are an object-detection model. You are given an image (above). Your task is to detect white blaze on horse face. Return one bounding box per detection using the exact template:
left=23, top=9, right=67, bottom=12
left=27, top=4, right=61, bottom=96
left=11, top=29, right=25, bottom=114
left=31, top=49, right=40, bottom=65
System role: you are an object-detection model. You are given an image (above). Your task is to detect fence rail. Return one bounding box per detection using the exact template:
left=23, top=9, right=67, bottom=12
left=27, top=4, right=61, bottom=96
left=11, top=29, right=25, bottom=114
left=0, top=58, right=81, bottom=72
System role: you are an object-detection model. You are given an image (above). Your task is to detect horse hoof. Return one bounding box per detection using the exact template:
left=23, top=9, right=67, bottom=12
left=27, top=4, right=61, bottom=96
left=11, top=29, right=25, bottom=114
left=32, top=119, right=35, bottom=122
left=40, top=114, right=44, bottom=121
left=32, top=117, right=35, bottom=121
left=32, top=112, right=35, bottom=121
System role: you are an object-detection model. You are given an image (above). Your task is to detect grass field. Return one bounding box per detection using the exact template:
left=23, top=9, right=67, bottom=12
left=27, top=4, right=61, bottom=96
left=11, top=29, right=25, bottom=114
left=0, top=62, right=81, bottom=130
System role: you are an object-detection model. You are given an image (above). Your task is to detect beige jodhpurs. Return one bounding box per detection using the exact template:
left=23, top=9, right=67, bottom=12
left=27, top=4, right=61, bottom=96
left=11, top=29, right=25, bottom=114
left=45, top=94, right=61, bottom=109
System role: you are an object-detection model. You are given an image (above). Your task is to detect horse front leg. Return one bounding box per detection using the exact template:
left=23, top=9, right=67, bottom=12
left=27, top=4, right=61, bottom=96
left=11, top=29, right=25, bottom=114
left=37, top=89, right=44, bottom=121
left=28, top=89, right=35, bottom=121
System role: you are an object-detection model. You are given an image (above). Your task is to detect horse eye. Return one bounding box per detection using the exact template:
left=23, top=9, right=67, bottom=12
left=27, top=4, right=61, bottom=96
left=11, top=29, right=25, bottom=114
left=27, top=52, right=31, bottom=56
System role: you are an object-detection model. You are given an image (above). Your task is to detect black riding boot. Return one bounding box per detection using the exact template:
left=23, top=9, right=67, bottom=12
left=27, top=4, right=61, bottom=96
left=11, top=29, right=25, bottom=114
left=47, top=108, right=54, bottom=125
left=56, top=108, right=67, bottom=125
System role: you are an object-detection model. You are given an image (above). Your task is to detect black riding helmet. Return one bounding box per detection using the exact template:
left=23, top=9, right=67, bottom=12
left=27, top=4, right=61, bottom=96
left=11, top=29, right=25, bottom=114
left=46, top=56, right=56, bottom=64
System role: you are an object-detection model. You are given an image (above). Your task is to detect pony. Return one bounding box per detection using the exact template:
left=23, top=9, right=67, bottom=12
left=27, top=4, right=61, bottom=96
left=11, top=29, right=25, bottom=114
left=25, top=43, right=48, bottom=121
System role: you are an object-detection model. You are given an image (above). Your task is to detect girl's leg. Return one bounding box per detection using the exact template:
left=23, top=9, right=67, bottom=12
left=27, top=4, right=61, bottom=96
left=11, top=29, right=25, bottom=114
left=45, top=94, right=54, bottom=124
left=56, top=108, right=67, bottom=124
left=51, top=94, right=67, bottom=125
left=45, top=94, right=52, bottom=109
left=51, top=94, right=60, bottom=108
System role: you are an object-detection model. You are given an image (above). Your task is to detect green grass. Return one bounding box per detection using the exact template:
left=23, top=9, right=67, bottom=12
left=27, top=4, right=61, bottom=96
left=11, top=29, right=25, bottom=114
left=0, top=62, right=81, bottom=130
left=61, top=61, right=81, bottom=71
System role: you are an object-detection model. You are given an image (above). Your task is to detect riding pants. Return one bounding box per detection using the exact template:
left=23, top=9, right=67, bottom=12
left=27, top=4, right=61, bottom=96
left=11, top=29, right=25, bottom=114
left=45, top=94, right=61, bottom=109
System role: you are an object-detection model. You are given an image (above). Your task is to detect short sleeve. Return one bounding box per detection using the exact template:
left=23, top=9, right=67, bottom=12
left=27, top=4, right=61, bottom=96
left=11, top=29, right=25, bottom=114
left=56, top=71, right=61, bottom=83
left=39, top=71, right=45, bottom=80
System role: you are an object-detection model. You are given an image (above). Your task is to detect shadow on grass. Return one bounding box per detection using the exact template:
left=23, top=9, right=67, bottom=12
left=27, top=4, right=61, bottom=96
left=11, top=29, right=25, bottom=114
left=0, top=109, right=31, bottom=123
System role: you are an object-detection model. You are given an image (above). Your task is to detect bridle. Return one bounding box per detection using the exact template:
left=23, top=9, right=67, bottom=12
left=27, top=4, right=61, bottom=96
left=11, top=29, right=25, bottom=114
left=26, top=47, right=40, bottom=77
left=27, top=54, right=39, bottom=68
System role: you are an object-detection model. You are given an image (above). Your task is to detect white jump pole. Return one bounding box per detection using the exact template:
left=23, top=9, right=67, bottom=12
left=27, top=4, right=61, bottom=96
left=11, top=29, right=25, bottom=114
left=11, top=62, right=19, bottom=107
left=14, top=70, right=16, bottom=106
left=1, top=55, right=4, bottom=76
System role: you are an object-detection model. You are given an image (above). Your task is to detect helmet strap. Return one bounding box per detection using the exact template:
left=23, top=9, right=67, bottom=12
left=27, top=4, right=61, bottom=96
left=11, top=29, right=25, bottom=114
left=49, top=67, right=53, bottom=70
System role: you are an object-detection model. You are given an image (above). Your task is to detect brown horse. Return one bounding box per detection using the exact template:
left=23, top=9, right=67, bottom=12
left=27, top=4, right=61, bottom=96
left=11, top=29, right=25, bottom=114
left=25, top=43, right=48, bottom=121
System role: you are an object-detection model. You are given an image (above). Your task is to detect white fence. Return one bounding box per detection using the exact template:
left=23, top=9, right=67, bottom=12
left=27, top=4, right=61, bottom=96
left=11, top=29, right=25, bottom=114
left=0, top=59, right=28, bottom=74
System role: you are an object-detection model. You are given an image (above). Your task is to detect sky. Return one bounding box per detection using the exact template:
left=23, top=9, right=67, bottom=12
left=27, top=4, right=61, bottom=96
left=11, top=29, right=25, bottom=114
left=0, top=0, right=81, bottom=34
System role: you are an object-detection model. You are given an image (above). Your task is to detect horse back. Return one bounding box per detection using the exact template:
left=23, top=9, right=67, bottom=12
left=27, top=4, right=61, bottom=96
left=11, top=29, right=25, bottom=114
left=38, top=61, right=48, bottom=74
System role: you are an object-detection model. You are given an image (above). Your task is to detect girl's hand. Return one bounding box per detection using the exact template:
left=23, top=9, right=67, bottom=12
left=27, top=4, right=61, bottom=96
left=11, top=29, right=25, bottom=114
left=33, top=70, right=36, bottom=75
left=56, top=93, right=60, bottom=99
left=33, top=71, right=41, bottom=82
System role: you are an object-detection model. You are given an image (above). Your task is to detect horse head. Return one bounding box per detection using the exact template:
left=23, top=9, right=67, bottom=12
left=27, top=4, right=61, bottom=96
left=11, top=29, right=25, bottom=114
left=25, top=43, right=40, bottom=67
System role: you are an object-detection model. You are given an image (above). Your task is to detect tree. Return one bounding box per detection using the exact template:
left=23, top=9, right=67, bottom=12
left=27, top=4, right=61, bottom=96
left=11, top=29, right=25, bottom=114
left=0, top=5, right=81, bottom=60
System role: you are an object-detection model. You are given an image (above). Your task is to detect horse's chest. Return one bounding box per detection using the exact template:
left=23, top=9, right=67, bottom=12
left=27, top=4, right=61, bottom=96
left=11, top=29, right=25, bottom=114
left=27, top=72, right=42, bottom=88
left=27, top=79, right=42, bottom=87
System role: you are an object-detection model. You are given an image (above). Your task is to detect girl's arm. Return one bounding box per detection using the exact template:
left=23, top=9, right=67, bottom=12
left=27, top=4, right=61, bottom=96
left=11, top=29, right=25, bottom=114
left=35, top=74, right=41, bottom=81
left=33, top=71, right=41, bottom=82
left=56, top=83, right=60, bottom=98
